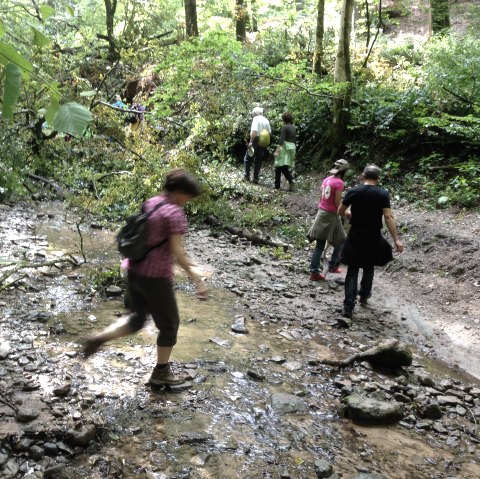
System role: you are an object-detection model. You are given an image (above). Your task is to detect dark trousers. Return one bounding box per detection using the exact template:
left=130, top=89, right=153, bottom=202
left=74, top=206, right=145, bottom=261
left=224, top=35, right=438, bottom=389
left=344, top=265, right=375, bottom=313
left=126, top=272, right=179, bottom=347
left=244, top=145, right=267, bottom=183
left=274, top=166, right=293, bottom=189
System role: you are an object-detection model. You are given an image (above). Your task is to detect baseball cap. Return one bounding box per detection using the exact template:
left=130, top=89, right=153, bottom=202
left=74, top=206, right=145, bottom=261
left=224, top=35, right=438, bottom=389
left=329, top=159, right=350, bottom=175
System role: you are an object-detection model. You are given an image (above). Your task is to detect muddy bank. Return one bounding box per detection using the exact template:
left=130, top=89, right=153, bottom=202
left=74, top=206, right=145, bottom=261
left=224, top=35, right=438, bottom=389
left=0, top=201, right=479, bottom=478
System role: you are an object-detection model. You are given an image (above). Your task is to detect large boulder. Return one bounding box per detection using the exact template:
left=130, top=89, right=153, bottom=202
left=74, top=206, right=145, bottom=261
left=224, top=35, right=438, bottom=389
left=342, top=395, right=404, bottom=425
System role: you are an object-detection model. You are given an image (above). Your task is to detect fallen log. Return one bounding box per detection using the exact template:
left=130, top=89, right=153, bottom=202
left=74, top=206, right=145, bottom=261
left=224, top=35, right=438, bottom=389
left=28, top=173, right=65, bottom=198
left=206, top=215, right=292, bottom=250
left=320, top=339, right=413, bottom=369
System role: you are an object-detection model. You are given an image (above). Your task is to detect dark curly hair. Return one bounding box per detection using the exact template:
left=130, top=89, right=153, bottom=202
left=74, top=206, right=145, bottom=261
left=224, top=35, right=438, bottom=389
left=282, top=112, right=294, bottom=124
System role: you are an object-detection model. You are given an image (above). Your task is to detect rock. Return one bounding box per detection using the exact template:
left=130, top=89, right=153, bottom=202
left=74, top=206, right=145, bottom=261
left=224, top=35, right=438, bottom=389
left=342, top=395, right=404, bottom=425
left=0, top=341, right=12, bottom=359
left=247, top=370, right=265, bottom=381
left=105, top=285, right=123, bottom=297
left=231, top=316, right=248, bottom=334
left=29, top=445, right=44, bottom=460
left=416, top=371, right=435, bottom=387
left=67, top=423, right=96, bottom=446
left=437, top=395, right=463, bottom=406
left=352, top=474, right=388, bottom=479
left=2, top=458, right=19, bottom=476
left=283, top=361, right=303, bottom=371
left=208, top=337, right=233, bottom=348
left=53, top=382, right=71, bottom=397
left=177, top=432, right=212, bottom=445
left=16, top=407, right=40, bottom=423
left=43, top=442, right=58, bottom=456
left=271, top=393, right=308, bottom=414
left=422, top=403, right=443, bottom=420
left=44, top=464, right=69, bottom=479
left=314, top=458, right=333, bottom=478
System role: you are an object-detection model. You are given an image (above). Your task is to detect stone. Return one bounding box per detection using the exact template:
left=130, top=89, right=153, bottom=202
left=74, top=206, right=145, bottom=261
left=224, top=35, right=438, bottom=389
left=231, top=317, right=248, bottom=334
left=437, top=395, right=463, bottom=406
left=422, top=403, right=443, bottom=420
left=177, top=432, right=212, bottom=445
left=53, top=382, right=72, bottom=397
left=416, top=372, right=435, bottom=387
left=105, top=285, right=122, bottom=297
left=16, top=407, right=40, bottom=423
left=352, top=474, right=388, bottom=479
left=342, top=395, right=404, bottom=425
left=314, top=458, right=333, bottom=478
left=208, top=337, right=233, bottom=348
left=29, top=445, right=44, bottom=460
left=43, top=442, right=58, bottom=456
left=0, top=341, right=12, bottom=359
left=67, top=423, right=96, bottom=446
left=271, top=393, right=308, bottom=414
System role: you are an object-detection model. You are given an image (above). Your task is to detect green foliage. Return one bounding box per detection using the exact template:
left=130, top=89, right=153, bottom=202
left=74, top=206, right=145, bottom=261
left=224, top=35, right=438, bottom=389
left=87, top=266, right=124, bottom=296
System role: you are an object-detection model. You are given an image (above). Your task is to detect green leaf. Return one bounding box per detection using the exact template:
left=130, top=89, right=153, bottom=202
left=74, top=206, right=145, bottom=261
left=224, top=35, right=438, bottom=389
left=52, top=102, right=93, bottom=137
left=32, top=27, right=51, bottom=48
left=66, top=5, right=75, bottom=16
left=0, top=41, right=33, bottom=78
left=45, top=96, right=60, bottom=125
left=2, top=63, right=22, bottom=121
left=0, top=19, right=5, bottom=39
left=80, top=90, right=97, bottom=97
left=40, top=4, right=56, bottom=20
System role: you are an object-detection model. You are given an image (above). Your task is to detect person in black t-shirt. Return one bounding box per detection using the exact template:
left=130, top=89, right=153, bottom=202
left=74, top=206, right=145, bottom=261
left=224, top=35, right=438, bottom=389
left=338, top=165, right=404, bottom=318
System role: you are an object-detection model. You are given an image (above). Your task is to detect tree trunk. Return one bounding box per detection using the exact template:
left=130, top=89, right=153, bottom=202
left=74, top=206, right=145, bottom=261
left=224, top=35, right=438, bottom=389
left=104, top=0, right=119, bottom=61
left=235, top=0, right=247, bottom=42
left=429, top=0, right=450, bottom=35
left=185, top=0, right=199, bottom=37
left=312, top=0, right=325, bottom=75
left=250, top=0, right=258, bottom=32
left=330, top=0, right=354, bottom=160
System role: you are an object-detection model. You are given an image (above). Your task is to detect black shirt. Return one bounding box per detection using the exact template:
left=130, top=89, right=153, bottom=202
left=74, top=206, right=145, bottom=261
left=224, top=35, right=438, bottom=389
left=278, top=124, right=296, bottom=145
left=343, top=184, right=391, bottom=229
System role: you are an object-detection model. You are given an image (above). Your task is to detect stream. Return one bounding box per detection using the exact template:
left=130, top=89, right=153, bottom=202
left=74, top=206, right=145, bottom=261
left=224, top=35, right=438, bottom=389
left=0, top=201, right=479, bottom=479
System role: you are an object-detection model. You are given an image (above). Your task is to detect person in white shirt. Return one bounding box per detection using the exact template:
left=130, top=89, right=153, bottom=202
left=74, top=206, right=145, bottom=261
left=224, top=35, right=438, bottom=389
left=244, top=107, right=271, bottom=184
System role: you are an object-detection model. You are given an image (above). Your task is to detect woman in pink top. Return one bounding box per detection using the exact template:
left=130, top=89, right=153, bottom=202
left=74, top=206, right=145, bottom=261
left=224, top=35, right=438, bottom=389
left=307, top=159, right=350, bottom=280
left=83, top=169, right=207, bottom=386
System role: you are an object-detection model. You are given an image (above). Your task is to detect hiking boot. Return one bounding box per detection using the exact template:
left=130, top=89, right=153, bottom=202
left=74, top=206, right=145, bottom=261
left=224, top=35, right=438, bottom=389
left=243, top=176, right=251, bottom=182
left=288, top=182, right=295, bottom=192
left=328, top=266, right=344, bottom=274
left=342, top=309, right=353, bottom=319
left=83, top=336, right=104, bottom=359
left=310, top=272, right=326, bottom=281
left=359, top=294, right=371, bottom=306
left=148, top=364, right=185, bottom=386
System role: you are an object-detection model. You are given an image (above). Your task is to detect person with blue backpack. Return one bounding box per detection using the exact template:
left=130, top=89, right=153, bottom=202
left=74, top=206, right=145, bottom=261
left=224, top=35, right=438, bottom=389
left=83, top=169, right=207, bottom=386
left=244, top=106, right=271, bottom=184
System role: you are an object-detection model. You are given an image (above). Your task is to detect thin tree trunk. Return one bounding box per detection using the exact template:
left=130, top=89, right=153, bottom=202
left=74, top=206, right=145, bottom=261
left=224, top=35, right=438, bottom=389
left=104, top=0, right=119, bottom=61
left=330, top=0, right=354, bottom=160
left=429, top=0, right=450, bottom=35
left=251, top=0, right=258, bottom=32
left=312, top=0, right=325, bottom=76
left=235, top=0, right=247, bottom=42
left=185, top=0, right=199, bottom=37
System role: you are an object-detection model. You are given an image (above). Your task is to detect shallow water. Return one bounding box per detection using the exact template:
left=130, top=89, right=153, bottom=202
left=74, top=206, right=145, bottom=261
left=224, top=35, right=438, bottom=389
left=8, top=201, right=479, bottom=478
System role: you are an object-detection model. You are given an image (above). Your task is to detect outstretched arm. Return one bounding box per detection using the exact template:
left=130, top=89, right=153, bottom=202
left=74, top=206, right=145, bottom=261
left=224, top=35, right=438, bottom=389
left=383, top=208, right=404, bottom=252
left=170, top=234, right=208, bottom=299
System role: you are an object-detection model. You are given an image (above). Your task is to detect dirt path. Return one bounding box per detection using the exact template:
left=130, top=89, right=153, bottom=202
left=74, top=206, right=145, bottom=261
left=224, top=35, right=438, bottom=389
left=281, top=182, right=480, bottom=380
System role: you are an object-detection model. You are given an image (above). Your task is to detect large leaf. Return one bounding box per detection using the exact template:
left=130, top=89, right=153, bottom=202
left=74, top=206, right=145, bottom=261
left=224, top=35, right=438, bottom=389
left=0, top=41, right=33, bottom=78
left=0, top=19, right=5, bottom=39
left=66, top=5, right=75, bottom=16
left=32, top=27, right=51, bottom=48
left=52, top=102, right=93, bottom=137
left=40, top=4, right=56, bottom=20
left=2, top=63, right=22, bottom=121
left=45, top=96, right=60, bottom=125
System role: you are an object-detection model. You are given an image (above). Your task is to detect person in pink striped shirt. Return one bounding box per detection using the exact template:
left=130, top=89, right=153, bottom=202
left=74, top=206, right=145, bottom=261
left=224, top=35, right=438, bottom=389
left=83, top=169, right=207, bottom=386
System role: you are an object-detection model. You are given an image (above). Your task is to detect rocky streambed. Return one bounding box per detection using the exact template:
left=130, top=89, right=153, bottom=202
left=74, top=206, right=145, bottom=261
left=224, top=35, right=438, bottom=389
left=0, top=201, right=480, bottom=479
